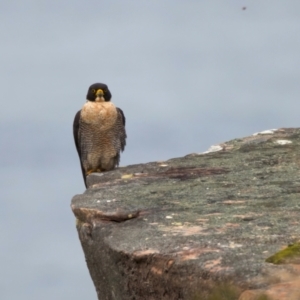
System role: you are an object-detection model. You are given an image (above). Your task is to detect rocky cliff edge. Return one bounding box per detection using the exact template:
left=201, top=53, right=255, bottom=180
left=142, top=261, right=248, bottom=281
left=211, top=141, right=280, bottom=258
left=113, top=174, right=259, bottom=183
left=71, top=128, right=300, bottom=300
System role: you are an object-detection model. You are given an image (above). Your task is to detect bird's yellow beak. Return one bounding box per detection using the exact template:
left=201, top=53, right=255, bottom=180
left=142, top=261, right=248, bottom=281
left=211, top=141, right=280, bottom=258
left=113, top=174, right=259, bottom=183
left=95, top=89, right=104, bottom=97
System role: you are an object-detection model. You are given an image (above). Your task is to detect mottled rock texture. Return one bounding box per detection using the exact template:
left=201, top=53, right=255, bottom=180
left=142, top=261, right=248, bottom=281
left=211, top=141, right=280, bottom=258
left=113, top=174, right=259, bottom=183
left=71, top=128, right=300, bottom=300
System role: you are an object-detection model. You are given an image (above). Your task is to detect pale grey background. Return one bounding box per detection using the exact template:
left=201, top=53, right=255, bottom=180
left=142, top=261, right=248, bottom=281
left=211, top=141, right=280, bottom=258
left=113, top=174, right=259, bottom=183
left=1, top=1, right=300, bottom=299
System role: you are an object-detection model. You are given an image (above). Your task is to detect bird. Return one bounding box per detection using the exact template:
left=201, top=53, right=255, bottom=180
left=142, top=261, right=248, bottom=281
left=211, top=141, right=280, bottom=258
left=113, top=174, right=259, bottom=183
left=73, top=83, right=127, bottom=188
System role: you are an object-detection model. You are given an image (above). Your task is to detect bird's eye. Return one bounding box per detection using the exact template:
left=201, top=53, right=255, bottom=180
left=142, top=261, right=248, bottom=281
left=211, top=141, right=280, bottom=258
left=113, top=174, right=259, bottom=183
left=91, top=89, right=95, bottom=93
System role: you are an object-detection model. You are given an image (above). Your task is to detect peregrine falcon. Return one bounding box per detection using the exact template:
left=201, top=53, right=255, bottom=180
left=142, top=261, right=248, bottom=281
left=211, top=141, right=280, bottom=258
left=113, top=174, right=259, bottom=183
left=73, top=83, right=127, bottom=187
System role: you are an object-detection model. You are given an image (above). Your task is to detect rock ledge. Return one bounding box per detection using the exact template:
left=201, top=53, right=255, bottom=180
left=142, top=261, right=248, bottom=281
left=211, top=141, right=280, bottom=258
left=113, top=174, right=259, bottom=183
left=71, top=128, right=300, bottom=300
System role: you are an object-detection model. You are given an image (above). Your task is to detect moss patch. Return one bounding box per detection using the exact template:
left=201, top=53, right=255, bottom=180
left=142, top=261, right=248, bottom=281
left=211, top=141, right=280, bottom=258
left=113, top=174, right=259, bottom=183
left=191, top=283, right=240, bottom=300
left=266, top=242, right=300, bottom=264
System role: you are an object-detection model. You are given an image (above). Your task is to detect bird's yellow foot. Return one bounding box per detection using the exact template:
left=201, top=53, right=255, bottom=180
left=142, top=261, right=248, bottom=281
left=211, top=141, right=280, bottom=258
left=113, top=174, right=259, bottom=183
left=86, top=170, right=94, bottom=176
left=86, top=169, right=102, bottom=176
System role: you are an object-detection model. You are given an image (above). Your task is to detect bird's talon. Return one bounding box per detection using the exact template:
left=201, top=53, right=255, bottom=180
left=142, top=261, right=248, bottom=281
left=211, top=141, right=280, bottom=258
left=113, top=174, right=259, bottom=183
left=86, top=170, right=93, bottom=176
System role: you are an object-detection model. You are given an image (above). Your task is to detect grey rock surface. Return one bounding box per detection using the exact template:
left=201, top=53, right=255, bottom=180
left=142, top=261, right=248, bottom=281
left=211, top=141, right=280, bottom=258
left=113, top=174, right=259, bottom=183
left=71, top=128, right=300, bottom=300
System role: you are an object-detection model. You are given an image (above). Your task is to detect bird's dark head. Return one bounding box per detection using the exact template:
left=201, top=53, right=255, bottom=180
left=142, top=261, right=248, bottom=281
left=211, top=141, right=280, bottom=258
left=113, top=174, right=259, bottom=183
left=86, top=83, right=112, bottom=102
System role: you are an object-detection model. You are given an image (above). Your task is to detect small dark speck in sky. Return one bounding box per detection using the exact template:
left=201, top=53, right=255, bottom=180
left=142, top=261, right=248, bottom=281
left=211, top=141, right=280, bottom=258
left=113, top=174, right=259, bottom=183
left=242, top=7, right=247, bottom=10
